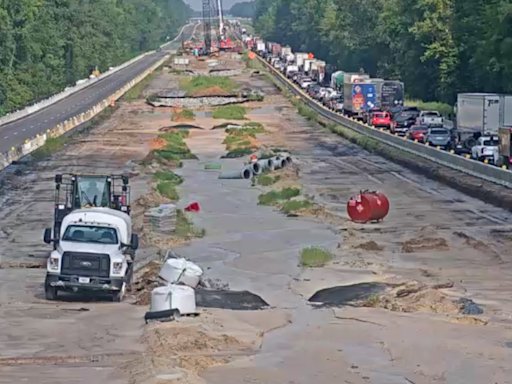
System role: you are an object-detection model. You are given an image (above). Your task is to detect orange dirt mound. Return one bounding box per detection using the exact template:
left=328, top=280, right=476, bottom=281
left=189, top=86, right=233, bottom=97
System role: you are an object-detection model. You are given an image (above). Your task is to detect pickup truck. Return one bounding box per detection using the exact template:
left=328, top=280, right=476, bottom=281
left=416, top=111, right=444, bottom=127
left=471, top=136, right=499, bottom=163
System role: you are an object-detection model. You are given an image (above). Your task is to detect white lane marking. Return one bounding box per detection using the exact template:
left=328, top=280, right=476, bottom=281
left=3, top=136, right=8, bottom=139
left=14, top=132, right=17, bottom=135
left=22, top=128, right=26, bottom=131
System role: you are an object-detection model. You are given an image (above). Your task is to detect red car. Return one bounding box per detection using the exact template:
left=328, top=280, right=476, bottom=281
left=407, top=125, right=429, bottom=142
left=370, top=112, right=391, bottom=128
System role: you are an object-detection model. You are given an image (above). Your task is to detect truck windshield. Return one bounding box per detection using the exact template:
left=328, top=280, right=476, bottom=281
left=76, top=177, right=110, bottom=208
left=62, top=225, right=118, bottom=245
left=423, top=111, right=439, bottom=116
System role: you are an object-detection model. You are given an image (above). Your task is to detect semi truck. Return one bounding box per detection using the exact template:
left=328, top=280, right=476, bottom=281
left=330, top=71, right=344, bottom=90
left=343, top=80, right=375, bottom=118
left=295, top=53, right=309, bottom=70
left=455, top=93, right=512, bottom=135
left=451, top=93, right=512, bottom=154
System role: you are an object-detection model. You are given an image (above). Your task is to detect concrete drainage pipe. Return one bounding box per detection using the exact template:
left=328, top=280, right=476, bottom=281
left=218, top=167, right=253, bottom=180
left=271, top=157, right=286, bottom=169
left=250, top=162, right=262, bottom=175
left=257, top=158, right=274, bottom=172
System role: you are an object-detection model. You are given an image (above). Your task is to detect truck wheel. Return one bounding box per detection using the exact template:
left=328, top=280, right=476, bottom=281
left=112, top=283, right=126, bottom=303
left=45, top=286, right=58, bottom=300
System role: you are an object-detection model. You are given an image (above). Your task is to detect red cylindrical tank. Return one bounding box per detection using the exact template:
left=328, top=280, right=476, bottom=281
left=347, top=190, right=390, bottom=223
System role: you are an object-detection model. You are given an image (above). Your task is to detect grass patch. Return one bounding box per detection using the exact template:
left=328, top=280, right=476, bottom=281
left=31, top=136, right=68, bottom=160
left=155, top=129, right=197, bottom=163
left=212, top=105, right=247, bottom=120
left=299, top=246, right=334, bottom=268
left=153, top=171, right=183, bottom=185
left=223, top=147, right=255, bottom=158
left=157, top=181, right=179, bottom=201
left=179, top=75, right=236, bottom=95
left=406, top=99, right=453, bottom=118
left=256, top=174, right=281, bottom=186
left=175, top=209, right=206, bottom=239
left=258, top=187, right=300, bottom=205
left=360, top=293, right=382, bottom=308
left=281, top=199, right=313, bottom=214
left=124, top=72, right=157, bottom=101
left=171, top=108, right=195, bottom=121
left=225, top=126, right=265, bottom=138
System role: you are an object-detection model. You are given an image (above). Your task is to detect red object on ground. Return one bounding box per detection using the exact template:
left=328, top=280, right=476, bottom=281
left=185, top=202, right=200, bottom=212
left=347, top=191, right=389, bottom=223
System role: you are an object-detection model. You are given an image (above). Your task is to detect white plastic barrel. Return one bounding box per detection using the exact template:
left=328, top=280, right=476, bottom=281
left=169, top=284, right=196, bottom=314
left=150, top=286, right=171, bottom=312
left=158, top=258, right=203, bottom=288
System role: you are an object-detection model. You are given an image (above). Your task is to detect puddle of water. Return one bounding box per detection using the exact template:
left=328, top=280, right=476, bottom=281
left=196, top=289, right=269, bottom=310
left=195, top=110, right=213, bottom=118
left=308, top=283, right=387, bottom=307
left=505, top=341, right=512, bottom=349
left=251, top=106, right=285, bottom=115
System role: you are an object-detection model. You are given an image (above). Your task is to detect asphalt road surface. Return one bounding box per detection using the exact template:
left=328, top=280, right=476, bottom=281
left=0, top=23, right=196, bottom=154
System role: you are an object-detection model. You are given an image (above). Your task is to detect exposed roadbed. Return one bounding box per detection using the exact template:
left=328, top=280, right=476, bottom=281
left=0, top=52, right=511, bottom=384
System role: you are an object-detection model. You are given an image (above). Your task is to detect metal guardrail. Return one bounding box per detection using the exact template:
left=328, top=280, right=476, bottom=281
left=257, top=55, right=512, bottom=189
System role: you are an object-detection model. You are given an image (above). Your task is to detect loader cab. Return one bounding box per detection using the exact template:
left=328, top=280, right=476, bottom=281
left=53, top=174, right=130, bottom=241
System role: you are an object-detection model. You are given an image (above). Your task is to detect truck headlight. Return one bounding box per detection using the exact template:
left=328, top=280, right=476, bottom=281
left=49, top=257, right=59, bottom=271
left=113, top=262, right=123, bottom=274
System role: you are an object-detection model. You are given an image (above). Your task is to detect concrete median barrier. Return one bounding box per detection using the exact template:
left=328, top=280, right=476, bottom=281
left=0, top=54, right=169, bottom=172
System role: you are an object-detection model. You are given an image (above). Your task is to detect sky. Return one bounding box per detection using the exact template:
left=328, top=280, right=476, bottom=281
left=184, top=0, right=251, bottom=11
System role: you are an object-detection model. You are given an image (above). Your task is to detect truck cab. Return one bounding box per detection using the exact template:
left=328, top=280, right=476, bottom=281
left=43, top=208, right=138, bottom=302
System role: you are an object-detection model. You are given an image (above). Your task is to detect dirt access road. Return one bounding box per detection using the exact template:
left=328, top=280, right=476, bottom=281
left=1, top=51, right=512, bottom=384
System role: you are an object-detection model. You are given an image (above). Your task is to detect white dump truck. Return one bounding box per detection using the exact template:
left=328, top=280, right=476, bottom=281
left=43, top=207, right=139, bottom=302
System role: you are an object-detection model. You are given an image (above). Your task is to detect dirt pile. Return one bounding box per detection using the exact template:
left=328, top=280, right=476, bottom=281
left=124, top=325, right=245, bottom=384
left=150, top=137, right=167, bottom=150
left=402, top=236, right=449, bottom=253
left=189, top=86, right=233, bottom=97
left=132, top=260, right=163, bottom=305
left=358, top=280, right=479, bottom=315
left=133, top=190, right=170, bottom=211
left=354, top=240, right=384, bottom=252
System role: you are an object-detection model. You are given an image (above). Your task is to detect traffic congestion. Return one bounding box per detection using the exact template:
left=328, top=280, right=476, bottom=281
left=240, top=29, right=512, bottom=169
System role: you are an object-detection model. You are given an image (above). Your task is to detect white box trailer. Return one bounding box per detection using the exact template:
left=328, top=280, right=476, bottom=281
left=256, top=42, right=265, bottom=52
left=456, top=93, right=512, bottom=135
left=295, top=53, right=308, bottom=69
left=304, top=59, right=315, bottom=74
left=280, top=46, right=292, bottom=57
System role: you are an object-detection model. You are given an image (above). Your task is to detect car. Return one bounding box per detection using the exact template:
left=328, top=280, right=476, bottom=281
left=370, top=111, right=392, bottom=129
left=407, top=125, right=429, bottom=142
left=471, top=136, right=499, bottom=162
left=391, top=109, right=420, bottom=134
left=307, top=84, right=321, bottom=96
left=300, top=77, right=314, bottom=89
left=425, top=128, right=452, bottom=148
left=362, top=108, right=381, bottom=124
left=416, top=110, right=444, bottom=127
left=330, top=97, right=343, bottom=112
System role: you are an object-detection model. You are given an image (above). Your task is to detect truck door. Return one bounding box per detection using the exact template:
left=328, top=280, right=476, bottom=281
left=484, top=95, right=500, bottom=133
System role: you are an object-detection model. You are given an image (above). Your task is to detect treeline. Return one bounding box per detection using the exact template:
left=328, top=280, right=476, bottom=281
left=229, top=1, right=255, bottom=18
left=253, top=0, right=512, bottom=105
left=0, top=0, right=191, bottom=116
